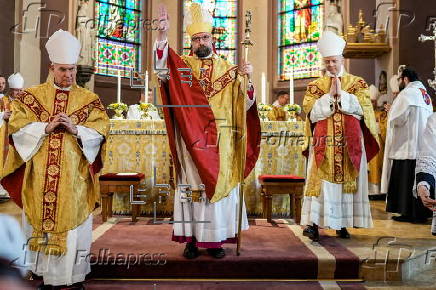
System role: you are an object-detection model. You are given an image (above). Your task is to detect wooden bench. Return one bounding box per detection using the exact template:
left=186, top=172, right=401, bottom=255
left=99, top=173, right=145, bottom=222
left=258, top=175, right=305, bottom=223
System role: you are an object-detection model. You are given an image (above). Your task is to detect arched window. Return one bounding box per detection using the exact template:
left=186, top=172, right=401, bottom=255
left=182, top=0, right=238, bottom=64
left=95, top=0, right=142, bottom=77
left=278, top=0, right=324, bottom=80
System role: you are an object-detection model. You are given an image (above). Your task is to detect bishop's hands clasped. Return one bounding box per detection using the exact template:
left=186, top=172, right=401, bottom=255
left=329, top=76, right=344, bottom=112
left=45, top=113, right=78, bottom=135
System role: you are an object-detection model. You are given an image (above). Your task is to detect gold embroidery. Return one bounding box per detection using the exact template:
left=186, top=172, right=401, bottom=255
left=332, top=112, right=344, bottom=183
left=41, top=90, right=69, bottom=233
left=69, top=99, right=105, bottom=124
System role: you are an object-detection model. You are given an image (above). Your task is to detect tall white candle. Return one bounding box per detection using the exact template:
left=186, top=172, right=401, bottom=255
left=117, top=70, right=121, bottom=103
left=144, top=71, right=149, bottom=103
left=261, top=72, right=266, bottom=104
left=289, top=70, right=295, bottom=105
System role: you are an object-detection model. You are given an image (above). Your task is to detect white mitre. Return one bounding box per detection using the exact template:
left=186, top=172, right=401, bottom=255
left=317, top=30, right=346, bottom=57
left=8, top=73, right=24, bottom=89
left=389, top=75, right=399, bottom=93
left=45, top=29, right=81, bottom=64
left=397, top=64, right=406, bottom=76
left=369, top=84, right=378, bottom=101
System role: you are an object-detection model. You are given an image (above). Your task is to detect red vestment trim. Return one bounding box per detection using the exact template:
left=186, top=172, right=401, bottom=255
left=313, top=115, right=378, bottom=169
left=3, top=90, right=106, bottom=209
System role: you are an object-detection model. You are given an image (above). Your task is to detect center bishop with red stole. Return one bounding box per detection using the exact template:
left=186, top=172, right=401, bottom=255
left=154, top=3, right=260, bottom=259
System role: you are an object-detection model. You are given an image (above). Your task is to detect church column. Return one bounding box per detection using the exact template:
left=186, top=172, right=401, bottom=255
left=38, top=0, right=71, bottom=83
left=71, top=0, right=96, bottom=91
left=0, top=0, right=16, bottom=78
left=242, top=0, right=270, bottom=104
left=13, top=0, right=43, bottom=87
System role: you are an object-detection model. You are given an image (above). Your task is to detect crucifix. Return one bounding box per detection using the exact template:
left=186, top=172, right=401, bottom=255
left=419, top=20, right=436, bottom=90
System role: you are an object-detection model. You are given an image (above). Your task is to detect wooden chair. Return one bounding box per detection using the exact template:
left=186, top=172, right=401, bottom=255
left=258, top=174, right=305, bottom=223
left=99, top=173, right=145, bottom=222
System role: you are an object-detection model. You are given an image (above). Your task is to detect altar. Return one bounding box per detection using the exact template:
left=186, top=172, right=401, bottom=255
left=102, top=120, right=306, bottom=216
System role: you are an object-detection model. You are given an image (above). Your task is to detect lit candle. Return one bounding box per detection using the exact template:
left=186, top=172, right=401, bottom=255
left=144, top=71, right=149, bottom=103
left=289, top=70, right=294, bottom=105
left=117, top=70, right=121, bottom=103
left=261, top=72, right=266, bottom=104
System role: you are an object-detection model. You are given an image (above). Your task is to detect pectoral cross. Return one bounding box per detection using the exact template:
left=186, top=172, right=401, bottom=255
left=419, top=20, right=436, bottom=90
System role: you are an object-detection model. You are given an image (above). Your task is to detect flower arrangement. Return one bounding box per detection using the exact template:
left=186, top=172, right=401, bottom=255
left=257, top=103, right=273, bottom=112
left=283, top=104, right=302, bottom=114
left=107, top=103, right=128, bottom=119
left=283, top=104, right=301, bottom=122
left=138, top=103, right=157, bottom=119
left=257, top=103, right=272, bottom=121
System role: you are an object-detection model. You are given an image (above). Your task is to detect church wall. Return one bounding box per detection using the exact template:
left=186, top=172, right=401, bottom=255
left=374, top=0, right=399, bottom=97
left=241, top=0, right=270, bottom=104
left=399, top=0, right=436, bottom=97
left=0, top=0, right=16, bottom=79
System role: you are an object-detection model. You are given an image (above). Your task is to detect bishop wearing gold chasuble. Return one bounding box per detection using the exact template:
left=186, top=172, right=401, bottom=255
left=155, top=4, right=260, bottom=259
left=0, top=73, right=23, bottom=200
left=301, top=31, right=379, bottom=242
left=1, top=30, right=109, bottom=288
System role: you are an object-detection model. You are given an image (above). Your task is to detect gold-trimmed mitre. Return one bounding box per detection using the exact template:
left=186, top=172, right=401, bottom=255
left=186, top=3, right=213, bottom=37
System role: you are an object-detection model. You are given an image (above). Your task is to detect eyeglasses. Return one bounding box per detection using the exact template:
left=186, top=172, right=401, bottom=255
left=191, top=35, right=211, bottom=43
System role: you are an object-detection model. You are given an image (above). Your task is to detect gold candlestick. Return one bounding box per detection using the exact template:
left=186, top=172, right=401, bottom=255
left=237, top=9, right=254, bottom=257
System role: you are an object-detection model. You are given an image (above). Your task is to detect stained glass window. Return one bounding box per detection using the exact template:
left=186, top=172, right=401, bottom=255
left=95, top=0, right=141, bottom=77
left=183, top=0, right=238, bottom=64
left=278, top=0, right=324, bottom=80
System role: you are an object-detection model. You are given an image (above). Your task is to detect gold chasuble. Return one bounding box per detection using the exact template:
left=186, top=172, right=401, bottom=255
left=159, top=49, right=261, bottom=203
left=368, top=110, right=387, bottom=185
left=0, top=96, right=12, bottom=176
left=303, top=73, right=379, bottom=197
left=1, top=82, right=109, bottom=255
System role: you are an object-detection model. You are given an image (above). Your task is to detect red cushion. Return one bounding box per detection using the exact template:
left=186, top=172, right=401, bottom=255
left=258, top=174, right=305, bottom=183
left=99, top=173, right=145, bottom=181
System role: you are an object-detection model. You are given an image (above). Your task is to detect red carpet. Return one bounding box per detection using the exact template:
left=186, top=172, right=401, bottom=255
left=89, top=218, right=360, bottom=280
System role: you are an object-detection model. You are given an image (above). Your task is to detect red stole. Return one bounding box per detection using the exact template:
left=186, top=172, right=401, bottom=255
left=313, top=115, right=379, bottom=170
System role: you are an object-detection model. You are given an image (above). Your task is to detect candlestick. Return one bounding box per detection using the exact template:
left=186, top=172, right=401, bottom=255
left=145, top=71, right=149, bottom=103
left=261, top=72, right=266, bottom=104
left=117, top=70, right=121, bottom=103
left=289, top=70, right=294, bottom=105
